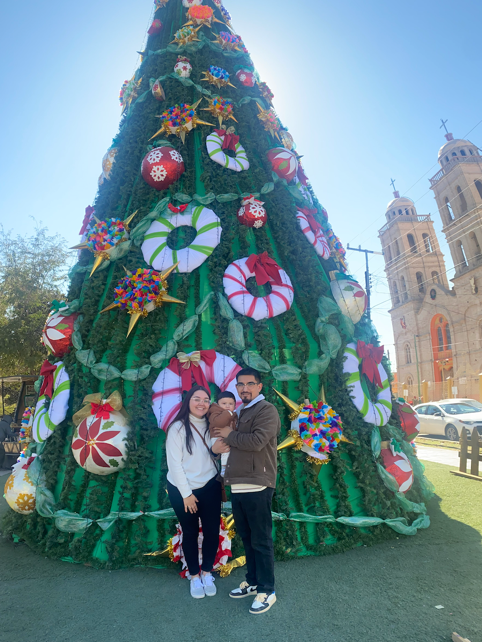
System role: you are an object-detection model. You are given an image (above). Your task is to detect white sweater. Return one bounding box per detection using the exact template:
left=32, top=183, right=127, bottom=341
left=166, top=414, right=218, bottom=499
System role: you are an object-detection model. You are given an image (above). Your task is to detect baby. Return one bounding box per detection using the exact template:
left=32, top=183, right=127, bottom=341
left=207, top=391, right=237, bottom=477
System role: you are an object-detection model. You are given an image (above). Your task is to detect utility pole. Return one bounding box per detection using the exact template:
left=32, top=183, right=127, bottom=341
left=346, top=244, right=383, bottom=319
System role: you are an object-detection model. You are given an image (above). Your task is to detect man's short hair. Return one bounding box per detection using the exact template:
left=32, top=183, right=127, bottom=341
left=217, top=391, right=236, bottom=402
left=236, top=367, right=261, bottom=384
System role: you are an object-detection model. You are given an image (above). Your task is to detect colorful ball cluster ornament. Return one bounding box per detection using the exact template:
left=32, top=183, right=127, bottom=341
left=213, top=31, right=242, bottom=51
left=201, top=66, right=235, bottom=89
left=170, top=25, right=201, bottom=46
left=32, top=361, right=70, bottom=443
left=100, top=265, right=185, bottom=337
left=237, top=195, right=267, bottom=228
left=150, top=100, right=214, bottom=144
left=326, top=228, right=348, bottom=271
left=185, top=5, right=217, bottom=26
left=4, top=457, right=37, bottom=515
left=258, top=81, right=274, bottom=104
left=236, top=68, right=255, bottom=87
left=267, top=147, right=299, bottom=183
left=256, top=104, right=281, bottom=140
left=174, top=56, right=192, bottom=78
left=119, top=75, right=142, bottom=114
left=202, top=95, right=236, bottom=128
left=141, top=146, right=185, bottom=192
left=42, top=303, right=78, bottom=357
left=72, top=392, right=130, bottom=475
left=395, top=398, right=420, bottom=441
left=330, top=271, right=367, bottom=324
left=71, top=212, right=137, bottom=276
left=380, top=439, right=414, bottom=493
left=142, top=204, right=222, bottom=274
left=17, top=407, right=34, bottom=462
left=206, top=128, right=249, bottom=172
left=223, top=254, right=294, bottom=321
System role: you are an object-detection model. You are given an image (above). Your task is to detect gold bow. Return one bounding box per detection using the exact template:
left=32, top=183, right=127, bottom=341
left=177, top=351, right=201, bottom=369
left=72, top=391, right=126, bottom=426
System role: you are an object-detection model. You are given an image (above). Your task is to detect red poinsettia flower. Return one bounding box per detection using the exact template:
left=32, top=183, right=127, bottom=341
left=72, top=417, right=123, bottom=468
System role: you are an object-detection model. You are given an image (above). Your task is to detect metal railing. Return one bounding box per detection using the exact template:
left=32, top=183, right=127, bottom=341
left=430, top=155, right=482, bottom=187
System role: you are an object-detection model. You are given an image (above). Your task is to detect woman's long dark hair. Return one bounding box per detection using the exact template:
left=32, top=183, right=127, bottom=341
left=167, top=385, right=211, bottom=454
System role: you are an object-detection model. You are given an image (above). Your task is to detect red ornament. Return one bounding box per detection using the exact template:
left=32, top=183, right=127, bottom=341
left=237, top=196, right=267, bottom=229
left=236, top=69, right=255, bottom=87
left=396, top=400, right=420, bottom=441
left=141, top=146, right=185, bottom=191
left=267, top=147, right=299, bottom=183
left=42, top=311, right=78, bottom=358
left=148, top=19, right=163, bottom=35
left=380, top=442, right=414, bottom=493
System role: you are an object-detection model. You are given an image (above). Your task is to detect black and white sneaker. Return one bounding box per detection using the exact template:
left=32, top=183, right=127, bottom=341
left=229, top=581, right=257, bottom=599
left=249, top=592, right=276, bottom=614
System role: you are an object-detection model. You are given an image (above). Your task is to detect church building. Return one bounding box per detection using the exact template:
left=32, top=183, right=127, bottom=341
left=378, top=131, right=482, bottom=402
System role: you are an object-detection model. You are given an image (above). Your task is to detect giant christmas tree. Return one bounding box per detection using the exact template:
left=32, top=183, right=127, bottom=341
left=3, top=0, right=433, bottom=570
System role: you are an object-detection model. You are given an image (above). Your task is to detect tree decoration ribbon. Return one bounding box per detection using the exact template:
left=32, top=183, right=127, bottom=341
left=79, top=206, right=95, bottom=235
left=39, top=360, right=57, bottom=398
left=298, top=207, right=323, bottom=235
left=214, top=129, right=239, bottom=151
left=246, top=252, right=283, bottom=286
left=73, top=391, right=125, bottom=426
left=168, top=203, right=189, bottom=214
left=357, top=340, right=384, bottom=389
left=168, top=349, right=217, bottom=391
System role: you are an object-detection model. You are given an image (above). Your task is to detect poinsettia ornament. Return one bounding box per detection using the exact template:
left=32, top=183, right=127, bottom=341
left=41, top=301, right=78, bottom=357
left=267, top=146, right=299, bottom=183
left=72, top=392, right=131, bottom=475
left=237, top=195, right=267, bottom=229
left=396, top=398, right=420, bottom=441
left=330, top=271, right=367, bottom=324
left=141, top=146, right=185, bottom=190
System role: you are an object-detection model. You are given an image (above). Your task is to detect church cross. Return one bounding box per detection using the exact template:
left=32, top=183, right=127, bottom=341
left=390, top=178, right=396, bottom=191
left=440, top=118, right=449, bottom=134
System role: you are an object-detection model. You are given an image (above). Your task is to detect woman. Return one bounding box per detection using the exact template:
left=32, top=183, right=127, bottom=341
left=166, top=385, right=229, bottom=599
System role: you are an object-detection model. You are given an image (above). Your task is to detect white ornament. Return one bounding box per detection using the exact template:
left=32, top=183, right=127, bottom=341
left=206, top=131, right=250, bottom=172
left=141, top=204, right=222, bottom=273
left=4, top=465, right=36, bottom=515
left=296, top=209, right=330, bottom=259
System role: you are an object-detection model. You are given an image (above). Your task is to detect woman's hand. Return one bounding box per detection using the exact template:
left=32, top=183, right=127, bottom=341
left=212, top=439, right=230, bottom=454
left=183, top=494, right=199, bottom=514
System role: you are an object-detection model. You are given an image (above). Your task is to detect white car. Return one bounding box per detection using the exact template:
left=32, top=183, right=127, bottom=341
left=414, top=400, right=482, bottom=441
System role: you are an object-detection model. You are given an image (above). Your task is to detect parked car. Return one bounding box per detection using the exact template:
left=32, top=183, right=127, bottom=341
left=437, top=398, right=482, bottom=411
left=414, top=399, right=482, bottom=441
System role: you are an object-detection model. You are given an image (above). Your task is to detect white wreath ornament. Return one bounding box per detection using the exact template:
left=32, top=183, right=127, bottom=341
left=141, top=205, right=222, bottom=273
left=343, top=342, right=392, bottom=427
left=206, top=131, right=250, bottom=172
left=32, top=362, right=70, bottom=443
left=296, top=209, right=330, bottom=259
left=223, top=257, right=294, bottom=321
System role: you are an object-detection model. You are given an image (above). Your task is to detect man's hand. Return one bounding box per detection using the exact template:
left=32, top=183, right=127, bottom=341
left=212, top=439, right=230, bottom=454
left=213, top=426, right=233, bottom=438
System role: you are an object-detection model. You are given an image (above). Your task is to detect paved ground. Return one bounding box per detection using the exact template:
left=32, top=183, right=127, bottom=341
left=1, top=461, right=481, bottom=642
left=417, top=446, right=460, bottom=467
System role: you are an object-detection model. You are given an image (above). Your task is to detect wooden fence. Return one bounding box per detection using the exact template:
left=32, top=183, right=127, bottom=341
left=450, top=427, right=482, bottom=482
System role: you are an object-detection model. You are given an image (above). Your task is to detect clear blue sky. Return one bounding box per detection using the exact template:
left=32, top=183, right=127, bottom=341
left=1, top=0, right=481, bottom=369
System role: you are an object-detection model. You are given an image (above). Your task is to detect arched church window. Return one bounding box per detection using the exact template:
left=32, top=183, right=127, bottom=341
left=445, top=197, right=454, bottom=221
left=445, top=156, right=449, bottom=163
left=392, top=281, right=400, bottom=305
left=461, top=149, right=467, bottom=156
left=400, top=276, right=408, bottom=301
left=457, top=241, right=468, bottom=268
left=470, top=232, right=481, bottom=257
left=405, top=344, right=412, bottom=364
left=431, top=271, right=440, bottom=283
left=406, top=375, right=414, bottom=388
left=385, top=245, right=392, bottom=262
left=437, top=327, right=444, bottom=351
left=422, top=233, right=432, bottom=253
left=445, top=324, right=452, bottom=350
left=416, top=272, right=424, bottom=293
left=407, top=234, right=417, bottom=254
left=398, top=209, right=402, bottom=215
left=411, top=208, right=415, bottom=215
left=469, top=149, right=474, bottom=155
left=395, top=240, right=400, bottom=257
left=475, top=180, right=482, bottom=200
left=457, top=186, right=468, bottom=213
left=452, top=151, right=457, bottom=157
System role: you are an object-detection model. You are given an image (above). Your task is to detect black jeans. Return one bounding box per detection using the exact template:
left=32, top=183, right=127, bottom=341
left=167, top=476, right=222, bottom=577
left=232, top=488, right=275, bottom=593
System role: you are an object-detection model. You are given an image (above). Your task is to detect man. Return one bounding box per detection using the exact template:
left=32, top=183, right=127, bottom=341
left=213, top=367, right=280, bottom=615
left=0, top=416, right=15, bottom=469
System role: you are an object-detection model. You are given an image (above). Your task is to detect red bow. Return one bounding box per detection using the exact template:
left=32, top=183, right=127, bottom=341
left=357, top=341, right=384, bottom=389
left=168, top=350, right=217, bottom=392
left=297, top=163, right=309, bottom=186
left=246, top=252, right=283, bottom=286
left=90, top=402, right=114, bottom=420
left=39, top=360, right=57, bottom=399
left=79, top=206, right=95, bottom=235
left=299, top=207, right=323, bottom=236
left=22, top=456, right=36, bottom=470
left=214, top=129, right=240, bottom=151
left=168, top=203, right=189, bottom=214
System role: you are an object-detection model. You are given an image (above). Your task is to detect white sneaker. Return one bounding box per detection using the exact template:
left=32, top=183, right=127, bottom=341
left=202, top=573, right=217, bottom=597
left=229, top=580, right=257, bottom=599
left=190, top=576, right=205, bottom=599
left=249, top=592, right=276, bottom=614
